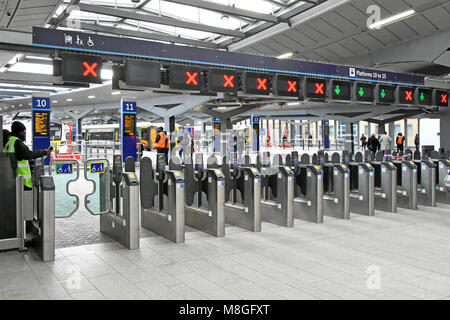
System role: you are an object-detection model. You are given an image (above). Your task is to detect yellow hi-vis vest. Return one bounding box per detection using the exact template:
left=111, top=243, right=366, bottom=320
left=5, top=136, right=33, bottom=188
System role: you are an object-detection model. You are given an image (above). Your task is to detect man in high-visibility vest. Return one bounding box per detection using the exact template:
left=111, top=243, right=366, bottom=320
left=5, top=121, right=51, bottom=190
left=154, top=127, right=169, bottom=164
left=396, top=133, right=405, bottom=154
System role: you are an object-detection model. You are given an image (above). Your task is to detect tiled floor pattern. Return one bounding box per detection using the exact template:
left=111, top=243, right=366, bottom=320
left=1, top=203, right=450, bottom=300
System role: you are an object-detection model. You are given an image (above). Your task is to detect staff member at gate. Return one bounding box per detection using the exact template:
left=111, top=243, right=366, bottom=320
left=4, top=121, right=52, bottom=190
left=396, top=133, right=405, bottom=154
left=154, top=127, right=169, bottom=163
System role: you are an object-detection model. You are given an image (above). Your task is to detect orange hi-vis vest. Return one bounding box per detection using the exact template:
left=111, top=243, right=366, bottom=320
left=396, top=136, right=404, bottom=144
left=155, top=132, right=169, bottom=149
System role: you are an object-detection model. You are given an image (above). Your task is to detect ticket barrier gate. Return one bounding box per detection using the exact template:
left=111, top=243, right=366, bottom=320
left=256, top=153, right=294, bottom=228
left=391, top=160, right=418, bottom=210
left=436, top=159, right=450, bottom=204
left=140, top=155, right=185, bottom=243
left=288, top=151, right=324, bottom=223
left=222, top=153, right=262, bottom=232
left=370, top=161, right=398, bottom=213
left=184, top=154, right=226, bottom=237
left=348, top=162, right=375, bottom=216
left=320, top=159, right=350, bottom=220
left=414, top=160, right=437, bottom=207
left=91, top=156, right=140, bottom=250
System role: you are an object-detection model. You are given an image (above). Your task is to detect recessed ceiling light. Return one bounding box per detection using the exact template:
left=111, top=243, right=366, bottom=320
left=368, top=10, right=415, bottom=29
left=277, top=52, right=293, bottom=59
left=66, top=98, right=73, bottom=102
left=287, top=102, right=300, bottom=106
left=52, top=100, right=58, bottom=103
left=19, top=104, right=22, bottom=106
left=111, top=91, right=121, bottom=95
left=88, top=95, right=95, bottom=99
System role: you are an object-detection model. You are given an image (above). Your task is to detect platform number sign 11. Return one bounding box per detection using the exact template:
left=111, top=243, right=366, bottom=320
left=122, top=101, right=137, bottom=113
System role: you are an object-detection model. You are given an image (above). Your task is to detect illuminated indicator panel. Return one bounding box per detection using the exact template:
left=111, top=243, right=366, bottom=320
left=434, top=90, right=449, bottom=107
left=33, top=111, right=50, bottom=137
left=208, top=69, right=238, bottom=93
left=354, top=83, right=375, bottom=103
left=61, top=53, right=103, bottom=84
left=376, top=85, right=395, bottom=104
left=331, top=80, right=351, bottom=101
left=273, top=75, right=300, bottom=97
left=242, top=72, right=271, bottom=95
left=304, top=78, right=327, bottom=99
left=397, top=87, right=415, bottom=104
left=169, top=65, right=202, bottom=90
left=123, top=114, right=136, bottom=137
left=416, top=88, right=432, bottom=106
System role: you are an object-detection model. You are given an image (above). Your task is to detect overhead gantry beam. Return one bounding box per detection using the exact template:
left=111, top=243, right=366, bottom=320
left=77, top=3, right=245, bottom=38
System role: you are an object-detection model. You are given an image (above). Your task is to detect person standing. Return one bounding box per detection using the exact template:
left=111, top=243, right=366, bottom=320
left=155, top=127, right=169, bottom=163
left=4, top=121, right=51, bottom=190
left=414, top=134, right=420, bottom=152
left=396, top=133, right=405, bottom=154
left=379, top=132, right=392, bottom=155
left=367, top=133, right=380, bottom=154
left=282, top=134, right=287, bottom=149
left=360, top=134, right=367, bottom=150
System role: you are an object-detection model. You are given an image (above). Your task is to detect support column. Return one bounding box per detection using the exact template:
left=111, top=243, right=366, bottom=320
left=440, top=107, right=450, bottom=152
left=77, top=118, right=83, bottom=152
left=389, top=122, right=396, bottom=143
left=404, top=118, right=408, bottom=147
left=344, top=122, right=354, bottom=153
left=164, top=116, right=175, bottom=160
left=0, top=115, right=3, bottom=151
left=222, top=118, right=232, bottom=159
left=377, top=122, right=386, bottom=135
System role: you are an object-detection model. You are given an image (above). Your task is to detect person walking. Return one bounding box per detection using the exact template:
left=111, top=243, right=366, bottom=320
left=414, top=134, right=420, bottom=152
left=396, top=133, right=405, bottom=154
left=379, top=132, right=392, bottom=155
left=360, top=134, right=367, bottom=150
left=367, top=133, right=380, bottom=155
left=4, top=121, right=51, bottom=190
left=155, top=127, right=169, bottom=164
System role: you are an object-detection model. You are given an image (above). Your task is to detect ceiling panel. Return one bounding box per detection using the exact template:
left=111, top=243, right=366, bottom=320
left=352, top=33, right=384, bottom=51
left=283, top=28, right=317, bottom=47
left=306, top=18, right=343, bottom=39
left=368, top=28, right=401, bottom=46
left=403, top=14, right=438, bottom=35
left=275, top=34, right=305, bottom=50
left=372, top=0, right=411, bottom=14
left=297, top=24, right=329, bottom=43
left=264, top=38, right=293, bottom=54
left=338, top=38, right=371, bottom=55
left=335, top=3, right=370, bottom=28
left=313, top=47, right=337, bottom=61
left=325, top=42, right=357, bottom=58
left=384, top=21, right=419, bottom=40
left=421, top=6, right=450, bottom=30
left=320, top=11, right=359, bottom=34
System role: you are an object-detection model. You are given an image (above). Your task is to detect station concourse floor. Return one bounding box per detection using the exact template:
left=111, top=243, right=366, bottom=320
left=1, top=203, right=450, bottom=300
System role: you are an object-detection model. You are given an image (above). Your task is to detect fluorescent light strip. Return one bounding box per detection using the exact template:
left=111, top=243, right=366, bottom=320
left=369, top=10, right=415, bottom=29
left=277, top=52, right=293, bottom=59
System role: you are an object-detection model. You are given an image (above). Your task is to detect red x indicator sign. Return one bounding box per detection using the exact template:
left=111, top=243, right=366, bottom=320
left=257, top=78, right=268, bottom=91
left=83, top=62, right=98, bottom=77
left=223, top=75, right=235, bottom=88
left=405, top=90, right=413, bottom=101
left=315, top=83, right=324, bottom=95
left=185, top=72, right=199, bottom=85
left=287, top=80, right=297, bottom=92
left=442, top=94, right=448, bottom=104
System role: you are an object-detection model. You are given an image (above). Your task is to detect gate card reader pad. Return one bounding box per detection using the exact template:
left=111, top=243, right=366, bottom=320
left=280, top=166, right=294, bottom=176
left=309, top=165, right=323, bottom=175
left=124, top=172, right=139, bottom=186
left=403, top=161, right=417, bottom=169
left=336, top=164, right=350, bottom=173
left=360, top=163, right=375, bottom=172
left=422, top=160, right=437, bottom=168
left=212, top=169, right=225, bottom=180
left=171, top=170, right=184, bottom=182
left=249, top=167, right=261, bottom=177
left=382, top=162, right=397, bottom=171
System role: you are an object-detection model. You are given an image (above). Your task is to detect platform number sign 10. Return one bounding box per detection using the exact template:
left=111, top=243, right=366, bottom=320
left=122, top=101, right=137, bottom=113
left=32, top=97, right=50, bottom=110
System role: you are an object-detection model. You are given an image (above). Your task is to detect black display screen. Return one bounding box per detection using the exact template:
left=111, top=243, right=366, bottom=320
left=376, top=85, right=395, bottom=104
left=434, top=90, right=449, bottom=107
left=125, top=60, right=161, bottom=88
left=416, top=88, right=432, bottom=106
left=123, top=114, right=136, bottom=137
left=61, top=53, right=103, bottom=84
left=304, top=78, right=326, bottom=99
left=33, top=111, right=50, bottom=137
left=208, top=68, right=238, bottom=93
left=169, top=65, right=202, bottom=90
left=331, top=80, right=351, bottom=100
left=354, top=83, right=375, bottom=103
left=397, top=87, right=415, bottom=104
left=242, top=72, right=271, bottom=95
left=274, top=75, right=300, bottom=97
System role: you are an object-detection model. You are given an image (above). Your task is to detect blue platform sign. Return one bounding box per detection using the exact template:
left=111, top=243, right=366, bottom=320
left=89, top=162, right=105, bottom=174
left=251, top=116, right=260, bottom=152
left=323, top=120, right=330, bottom=149
left=213, top=117, right=221, bottom=153
left=32, top=96, right=51, bottom=165
left=121, top=99, right=137, bottom=162
left=56, top=163, right=73, bottom=175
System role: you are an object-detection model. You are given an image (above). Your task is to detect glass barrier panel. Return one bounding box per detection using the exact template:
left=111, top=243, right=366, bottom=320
left=84, top=159, right=110, bottom=215
left=50, top=160, right=80, bottom=218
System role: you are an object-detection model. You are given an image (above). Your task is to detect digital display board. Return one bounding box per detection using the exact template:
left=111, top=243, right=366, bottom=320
left=273, top=75, right=300, bottom=97
left=61, top=53, right=103, bottom=84
left=354, top=83, right=375, bottom=103
left=125, top=60, right=161, bottom=88
left=207, top=68, right=238, bottom=93
left=433, top=89, right=449, bottom=107
left=33, top=111, right=50, bottom=137
left=123, top=114, right=136, bottom=137
left=416, top=88, right=432, bottom=106
left=376, top=85, right=395, bottom=104
left=331, top=80, right=351, bottom=100
left=397, top=87, right=415, bottom=104
left=169, top=65, right=202, bottom=90
left=242, top=72, right=271, bottom=95
left=304, top=78, right=327, bottom=99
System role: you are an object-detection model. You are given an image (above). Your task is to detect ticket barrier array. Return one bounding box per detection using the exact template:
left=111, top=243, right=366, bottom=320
left=369, top=161, right=398, bottom=213
left=348, top=159, right=375, bottom=216
left=413, top=160, right=437, bottom=207
left=256, top=153, right=294, bottom=228
left=390, top=160, right=418, bottom=210
left=287, top=151, right=324, bottom=223
left=436, top=159, right=450, bottom=204
left=140, top=155, right=185, bottom=243
left=221, top=153, right=262, bottom=232
left=184, top=153, right=226, bottom=237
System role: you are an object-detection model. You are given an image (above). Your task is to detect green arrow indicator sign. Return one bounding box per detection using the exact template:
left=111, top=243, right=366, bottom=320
left=335, top=85, right=341, bottom=95
left=380, top=89, right=386, bottom=99
left=420, top=92, right=425, bottom=102
left=359, top=87, right=365, bottom=97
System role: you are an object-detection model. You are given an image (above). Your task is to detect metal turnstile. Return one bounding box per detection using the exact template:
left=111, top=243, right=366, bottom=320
left=436, top=159, right=450, bottom=204
left=371, top=161, right=397, bottom=213
left=349, top=162, right=375, bottom=216
left=184, top=154, right=226, bottom=237
left=414, top=160, right=437, bottom=207
left=293, top=165, right=324, bottom=223
left=140, top=155, right=185, bottom=243
left=394, top=160, right=418, bottom=210
left=322, top=163, right=350, bottom=219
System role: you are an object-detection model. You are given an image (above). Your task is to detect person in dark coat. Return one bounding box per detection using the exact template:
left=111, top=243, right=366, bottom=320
left=367, top=133, right=380, bottom=154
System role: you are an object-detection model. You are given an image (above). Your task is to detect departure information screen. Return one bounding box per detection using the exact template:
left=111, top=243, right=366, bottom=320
left=33, top=111, right=50, bottom=136
left=125, top=60, right=161, bottom=88
left=123, top=114, right=136, bottom=136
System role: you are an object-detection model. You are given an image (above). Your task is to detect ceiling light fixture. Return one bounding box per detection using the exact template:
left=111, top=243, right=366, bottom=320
left=88, top=95, right=96, bottom=99
left=66, top=98, right=73, bottom=102
left=277, top=52, right=293, bottom=59
left=368, top=9, right=415, bottom=29
left=111, top=91, right=121, bottom=95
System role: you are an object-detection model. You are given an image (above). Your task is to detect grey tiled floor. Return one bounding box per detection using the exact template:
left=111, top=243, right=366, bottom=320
left=1, top=203, right=450, bottom=300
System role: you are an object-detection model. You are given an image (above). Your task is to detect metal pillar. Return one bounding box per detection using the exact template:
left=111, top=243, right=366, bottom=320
left=344, top=122, right=354, bottom=153
left=441, top=107, right=450, bottom=152
left=0, top=115, right=3, bottom=151
left=222, top=118, right=232, bottom=158
left=378, top=122, right=386, bottom=135
left=164, top=116, right=175, bottom=160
